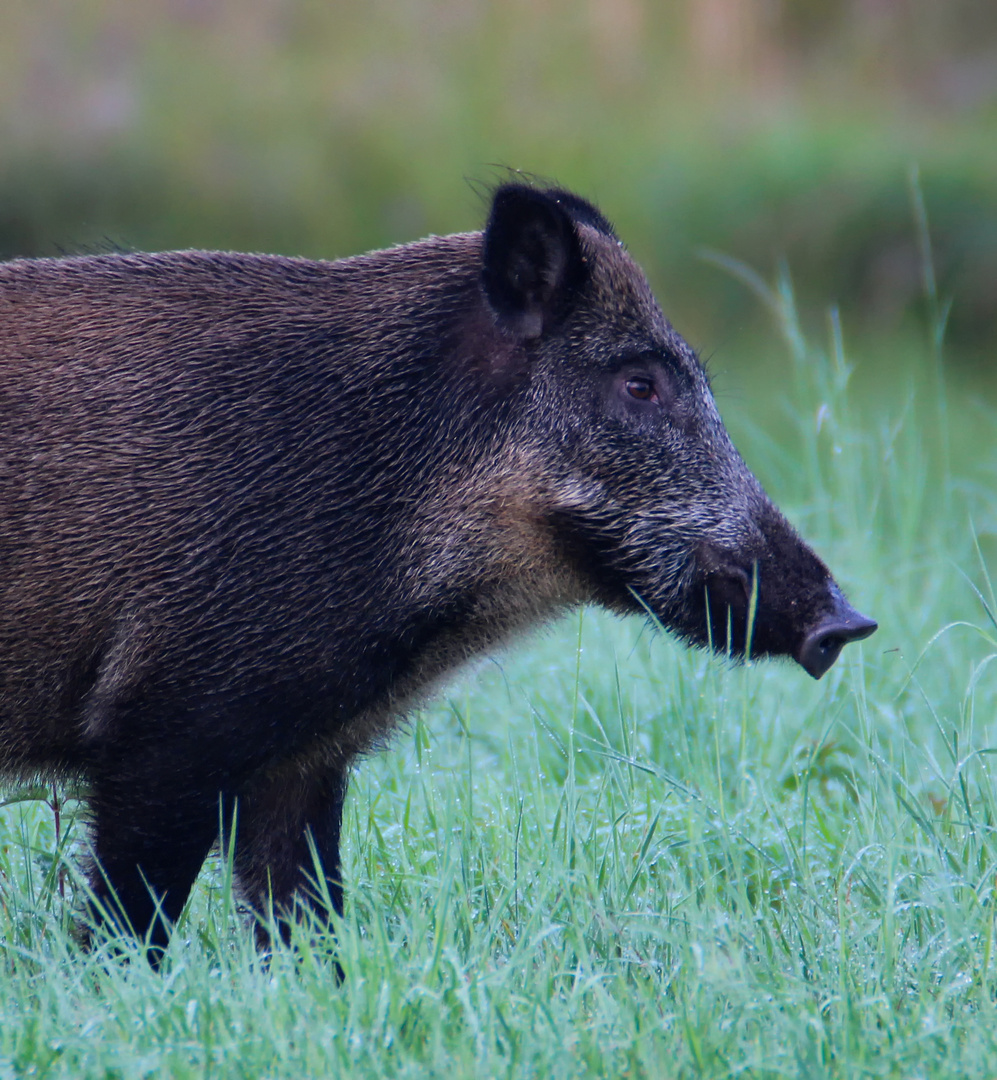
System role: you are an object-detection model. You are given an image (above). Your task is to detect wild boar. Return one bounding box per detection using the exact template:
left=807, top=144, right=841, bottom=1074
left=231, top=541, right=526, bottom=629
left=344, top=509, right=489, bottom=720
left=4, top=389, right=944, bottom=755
left=0, top=183, right=876, bottom=957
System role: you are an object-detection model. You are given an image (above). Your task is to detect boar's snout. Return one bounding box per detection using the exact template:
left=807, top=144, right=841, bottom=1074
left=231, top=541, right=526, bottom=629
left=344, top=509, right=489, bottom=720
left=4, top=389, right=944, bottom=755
left=686, top=532, right=876, bottom=679
left=796, top=598, right=878, bottom=680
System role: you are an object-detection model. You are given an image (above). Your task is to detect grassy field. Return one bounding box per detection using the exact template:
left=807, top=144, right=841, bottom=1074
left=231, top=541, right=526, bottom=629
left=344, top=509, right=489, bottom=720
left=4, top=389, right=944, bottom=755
left=2, top=258, right=996, bottom=1077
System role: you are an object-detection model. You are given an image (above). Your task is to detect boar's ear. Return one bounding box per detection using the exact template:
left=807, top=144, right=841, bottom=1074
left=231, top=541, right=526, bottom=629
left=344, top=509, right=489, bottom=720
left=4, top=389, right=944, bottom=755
left=481, top=185, right=586, bottom=342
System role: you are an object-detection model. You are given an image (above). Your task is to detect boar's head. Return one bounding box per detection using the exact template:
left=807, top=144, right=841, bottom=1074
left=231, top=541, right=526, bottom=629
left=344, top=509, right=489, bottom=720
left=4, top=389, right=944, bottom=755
left=480, top=183, right=876, bottom=678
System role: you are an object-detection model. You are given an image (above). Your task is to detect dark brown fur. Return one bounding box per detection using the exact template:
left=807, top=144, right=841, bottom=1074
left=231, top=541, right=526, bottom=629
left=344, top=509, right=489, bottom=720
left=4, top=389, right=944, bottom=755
left=0, top=184, right=874, bottom=957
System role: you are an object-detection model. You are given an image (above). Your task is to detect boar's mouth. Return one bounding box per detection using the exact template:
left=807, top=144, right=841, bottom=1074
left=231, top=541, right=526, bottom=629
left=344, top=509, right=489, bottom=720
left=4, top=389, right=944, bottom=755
left=546, top=512, right=876, bottom=679
left=695, top=567, right=877, bottom=680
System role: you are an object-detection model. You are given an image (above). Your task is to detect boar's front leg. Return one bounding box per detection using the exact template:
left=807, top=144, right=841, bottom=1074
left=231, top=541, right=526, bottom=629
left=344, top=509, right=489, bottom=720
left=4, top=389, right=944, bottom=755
left=232, top=752, right=349, bottom=949
left=86, top=750, right=224, bottom=963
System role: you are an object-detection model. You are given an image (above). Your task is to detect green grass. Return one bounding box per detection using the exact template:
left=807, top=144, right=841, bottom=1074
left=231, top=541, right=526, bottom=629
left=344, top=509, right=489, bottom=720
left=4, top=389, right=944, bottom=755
left=3, top=271, right=997, bottom=1077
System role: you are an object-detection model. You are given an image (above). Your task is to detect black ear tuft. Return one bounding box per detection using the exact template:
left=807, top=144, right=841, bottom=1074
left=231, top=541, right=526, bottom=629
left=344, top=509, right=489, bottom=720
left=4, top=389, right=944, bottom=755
left=481, top=185, right=587, bottom=341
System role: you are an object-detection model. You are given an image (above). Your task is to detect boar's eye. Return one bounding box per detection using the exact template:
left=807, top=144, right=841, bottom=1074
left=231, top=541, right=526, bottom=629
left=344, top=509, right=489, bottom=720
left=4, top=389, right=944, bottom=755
left=624, top=377, right=658, bottom=403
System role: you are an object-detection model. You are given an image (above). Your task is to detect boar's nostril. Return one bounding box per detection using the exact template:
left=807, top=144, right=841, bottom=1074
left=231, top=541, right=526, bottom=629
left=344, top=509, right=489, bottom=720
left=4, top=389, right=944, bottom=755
left=797, top=609, right=878, bottom=680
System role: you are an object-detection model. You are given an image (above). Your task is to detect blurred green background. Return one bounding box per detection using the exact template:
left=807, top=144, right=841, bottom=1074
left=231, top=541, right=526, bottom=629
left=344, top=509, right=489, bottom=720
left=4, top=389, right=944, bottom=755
left=1, top=0, right=994, bottom=395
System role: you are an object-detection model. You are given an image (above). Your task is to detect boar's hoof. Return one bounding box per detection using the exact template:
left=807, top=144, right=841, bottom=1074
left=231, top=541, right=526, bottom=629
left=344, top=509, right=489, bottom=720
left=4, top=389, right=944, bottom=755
left=797, top=604, right=878, bottom=679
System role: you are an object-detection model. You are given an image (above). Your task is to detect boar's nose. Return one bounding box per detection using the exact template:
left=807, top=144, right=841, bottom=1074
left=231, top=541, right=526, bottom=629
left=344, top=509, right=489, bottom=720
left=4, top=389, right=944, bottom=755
left=796, top=598, right=877, bottom=680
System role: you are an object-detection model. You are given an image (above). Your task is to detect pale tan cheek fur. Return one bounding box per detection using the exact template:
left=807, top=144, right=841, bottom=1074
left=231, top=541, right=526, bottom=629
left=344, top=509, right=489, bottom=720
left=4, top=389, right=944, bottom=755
left=319, top=448, right=601, bottom=763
